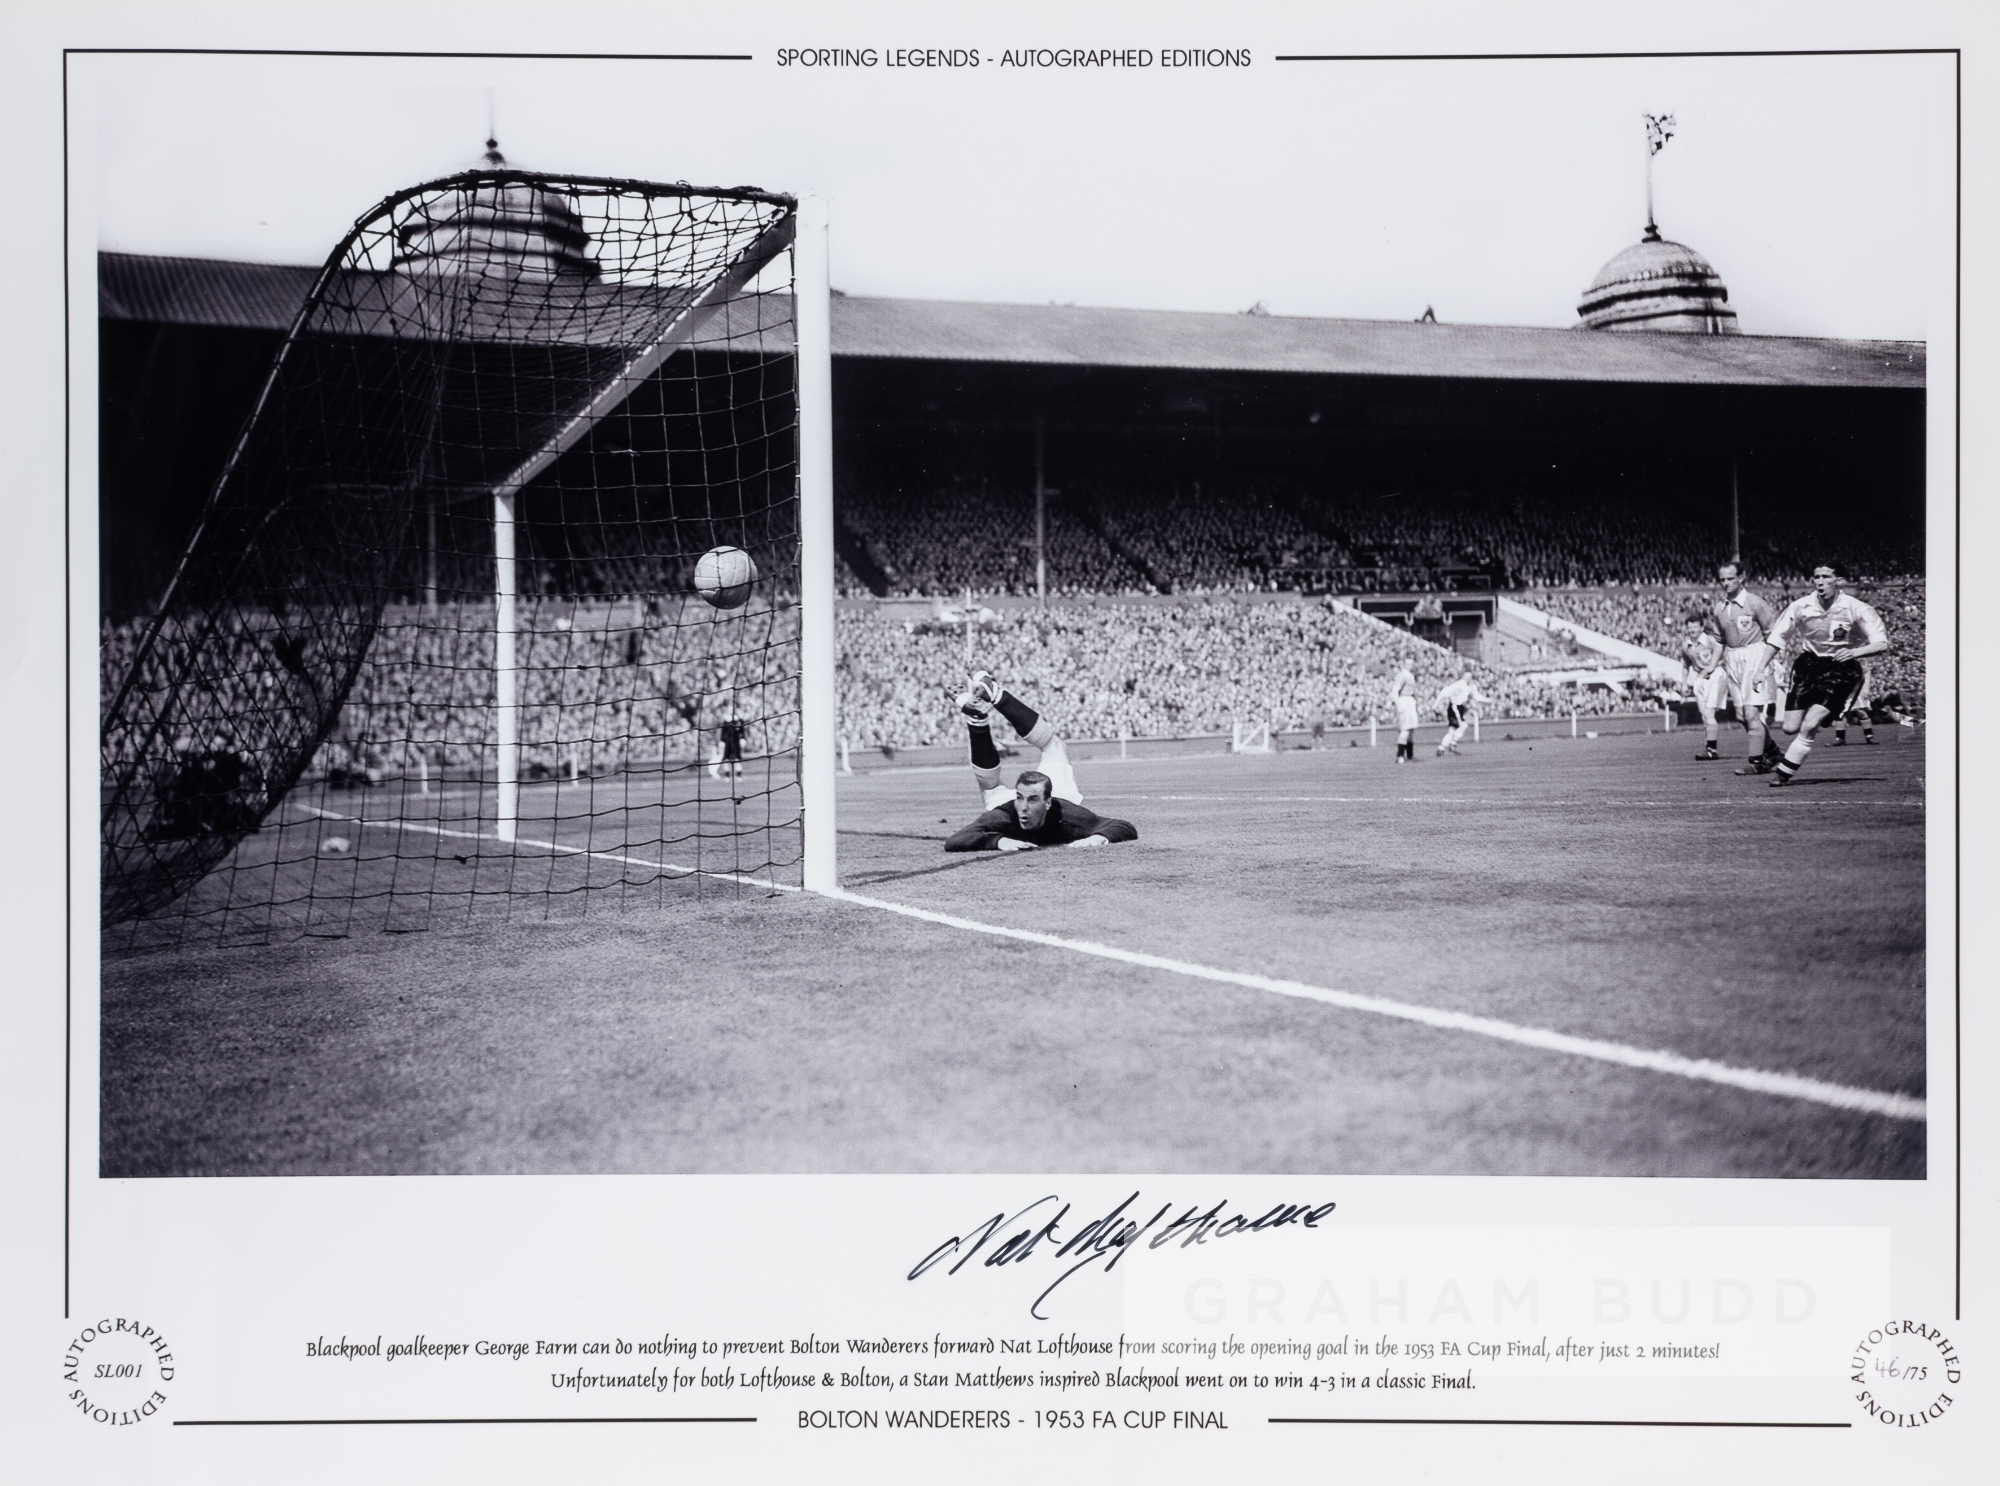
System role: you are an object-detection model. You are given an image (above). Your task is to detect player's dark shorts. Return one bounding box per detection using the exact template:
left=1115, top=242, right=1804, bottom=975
left=1787, top=653, right=1866, bottom=717
left=1444, top=703, right=1466, bottom=727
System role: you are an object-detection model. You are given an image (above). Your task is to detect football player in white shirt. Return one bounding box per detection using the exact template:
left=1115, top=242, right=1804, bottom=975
left=1741, top=565, right=1890, bottom=787
left=1389, top=661, right=1420, bottom=763
left=1433, top=669, right=1488, bottom=757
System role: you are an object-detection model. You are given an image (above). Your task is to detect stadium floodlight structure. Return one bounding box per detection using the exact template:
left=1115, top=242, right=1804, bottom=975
left=100, top=171, right=836, bottom=942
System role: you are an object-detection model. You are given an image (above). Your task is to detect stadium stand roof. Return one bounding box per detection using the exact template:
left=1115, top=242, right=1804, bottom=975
left=99, top=254, right=319, bottom=331
left=99, top=251, right=1923, bottom=390
left=828, top=296, right=1922, bottom=389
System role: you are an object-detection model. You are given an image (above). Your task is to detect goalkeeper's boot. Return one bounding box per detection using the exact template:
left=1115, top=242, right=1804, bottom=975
left=968, top=670, right=1005, bottom=708
left=1695, top=743, right=1719, bottom=761
left=1863, top=731, right=1880, bottom=745
left=1830, top=731, right=1847, bottom=745
left=952, top=688, right=993, bottom=724
left=1734, top=758, right=1774, bottom=776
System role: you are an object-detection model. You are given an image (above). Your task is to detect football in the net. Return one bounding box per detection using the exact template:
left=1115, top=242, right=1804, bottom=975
left=693, top=545, right=757, bottom=609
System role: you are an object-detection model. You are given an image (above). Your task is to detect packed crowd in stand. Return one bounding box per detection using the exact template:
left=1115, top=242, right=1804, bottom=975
left=101, top=599, right=804, bottom=781
left=1309, top=489, right=1716, bottom=588
left=834, top=600, right=1631, bottom=751
left=101, top=475, right=1926, bottom=774
left=104, top=593, right=1655, bottom=780
left=836, top=476, right=1922, bottom=597
left=836, top=475, right=1138, bottom=598
left=1073, top=479, right=1349, bottom=595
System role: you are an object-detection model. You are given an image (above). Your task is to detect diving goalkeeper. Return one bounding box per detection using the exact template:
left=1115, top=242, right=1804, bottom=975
left=943, top=673, right=1139, bottom=852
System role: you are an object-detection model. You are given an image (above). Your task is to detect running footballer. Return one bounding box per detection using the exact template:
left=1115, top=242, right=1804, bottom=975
left=1748, top=565, right=1891, bottom=787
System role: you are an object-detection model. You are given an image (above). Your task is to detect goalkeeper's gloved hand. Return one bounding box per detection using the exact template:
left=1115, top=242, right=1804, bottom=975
left=1068, top=834, right=1108, bottom=849
left=997, top=838, right=1038, bottom=852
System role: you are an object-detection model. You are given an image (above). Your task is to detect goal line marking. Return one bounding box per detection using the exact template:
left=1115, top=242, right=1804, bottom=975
left=297, top=806, right=800, bottom=894
left=828, top=889, right=1925, bottom=1124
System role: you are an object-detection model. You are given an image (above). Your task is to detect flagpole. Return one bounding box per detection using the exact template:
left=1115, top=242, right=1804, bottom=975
left=1731, top=441, right=1741, bottom=566
left=1641, top=112, right=1674, bottom=242
left=1643, top=116, right=1657, bottom=239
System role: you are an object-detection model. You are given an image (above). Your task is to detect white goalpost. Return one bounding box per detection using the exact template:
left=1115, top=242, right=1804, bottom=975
left=494, top=487, right=519, bottom=841
left=795, top=195, right=839, bottom=894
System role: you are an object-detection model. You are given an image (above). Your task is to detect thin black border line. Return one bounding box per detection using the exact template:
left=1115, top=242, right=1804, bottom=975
left=60, top=37, right=1962, bottom=1352
left=64, top=48, right=751, bottom=61
left=1953, top=45, right=1963, bottom=1322
left=1268, top=1418, right=1850, bottom=1428
left=173, top=1417, right=757, bottom=1426
left=61, top=49, right=71, bottom=1323
left=1274, top=48, right=1955, bottom=61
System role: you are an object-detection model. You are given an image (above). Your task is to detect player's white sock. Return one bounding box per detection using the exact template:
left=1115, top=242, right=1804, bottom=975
left=1773, top=737, right=1811, bottom=780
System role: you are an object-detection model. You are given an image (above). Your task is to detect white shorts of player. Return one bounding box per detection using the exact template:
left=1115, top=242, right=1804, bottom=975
left=1720, top=645, right=1776, bottom=710
left=1691, top=670, right=1726, bottom=716
left=981, top=735, right=1084, bottom=810
left=1395, top=696, right=1420, bottom=731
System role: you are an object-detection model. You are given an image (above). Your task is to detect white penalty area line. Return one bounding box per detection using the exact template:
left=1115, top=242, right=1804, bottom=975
left=827, top=889, right=1925, bottom=1124
left=297, top=805, right=799, bottom=893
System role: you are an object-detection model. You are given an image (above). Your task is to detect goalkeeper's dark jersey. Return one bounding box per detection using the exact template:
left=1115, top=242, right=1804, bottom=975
left=944, top=799, right=1139, bottom=852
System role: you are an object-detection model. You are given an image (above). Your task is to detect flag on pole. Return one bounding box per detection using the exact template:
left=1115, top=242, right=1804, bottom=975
left=1644, top=112, right=1678, bottom=154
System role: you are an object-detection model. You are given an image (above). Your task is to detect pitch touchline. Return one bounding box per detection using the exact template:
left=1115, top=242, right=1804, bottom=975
left=297, top=806, right=798, bottom=893
left=828, top=890, right=1924, bottom=1123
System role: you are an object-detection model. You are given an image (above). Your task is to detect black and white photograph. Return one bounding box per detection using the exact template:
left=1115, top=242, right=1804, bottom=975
left=90, top=41, right=1933, bottom=1180
left=6, top=2, right=1991, bottom=1480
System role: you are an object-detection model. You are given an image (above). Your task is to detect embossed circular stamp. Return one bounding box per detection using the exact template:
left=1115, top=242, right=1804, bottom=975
left=62, top=1317, right=175, bottom=1426
left=1849, top=1320, right=1961, bottom=1429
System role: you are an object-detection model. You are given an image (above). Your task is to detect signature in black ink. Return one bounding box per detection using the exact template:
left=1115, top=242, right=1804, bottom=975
left=909, top=1192, right=1337, bottom=1320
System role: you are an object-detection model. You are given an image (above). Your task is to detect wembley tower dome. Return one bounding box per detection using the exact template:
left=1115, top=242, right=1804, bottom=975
left=1575, top=221, right=1740, bottom=334
left=391, top=137, right=600, bottom=280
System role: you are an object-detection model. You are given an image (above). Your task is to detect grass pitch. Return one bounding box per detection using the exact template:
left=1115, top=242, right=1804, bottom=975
left=100, top=726, right=1926, bottom=1179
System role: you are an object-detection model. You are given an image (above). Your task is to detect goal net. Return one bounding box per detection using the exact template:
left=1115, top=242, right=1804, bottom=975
left=101, top=171, right=828, bottom=946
